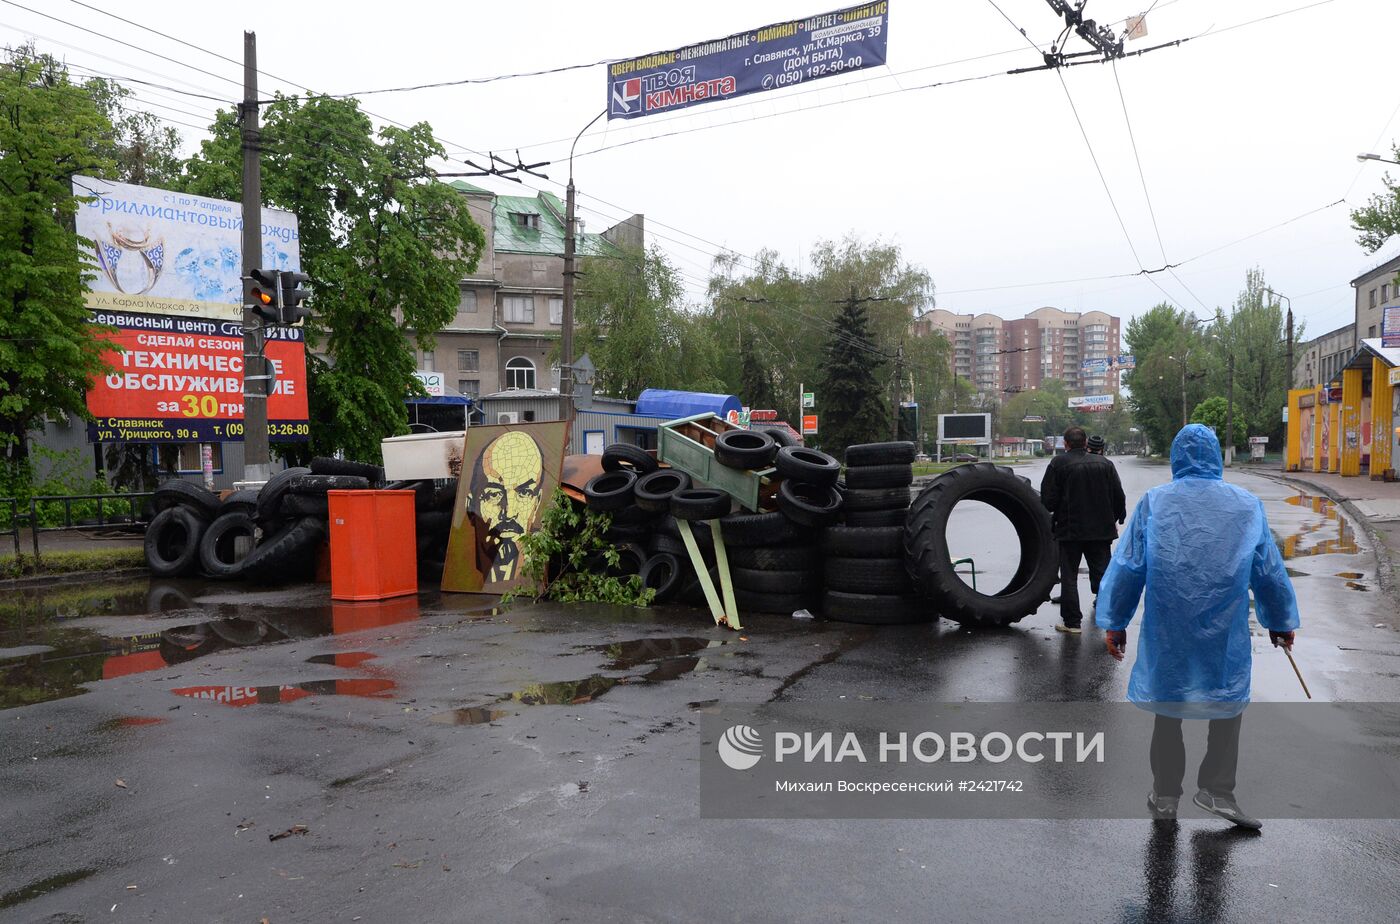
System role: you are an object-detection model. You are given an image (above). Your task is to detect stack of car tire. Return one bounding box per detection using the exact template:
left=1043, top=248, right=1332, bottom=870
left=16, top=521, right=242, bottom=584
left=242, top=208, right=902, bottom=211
left=142, top=457, right=454, bottom=584
left=821, top=441, right=928, bottom=625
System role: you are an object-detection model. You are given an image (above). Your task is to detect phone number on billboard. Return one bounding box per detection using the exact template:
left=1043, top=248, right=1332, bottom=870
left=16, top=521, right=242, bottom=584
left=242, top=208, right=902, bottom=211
left=86, top=418, right=310, bottom=442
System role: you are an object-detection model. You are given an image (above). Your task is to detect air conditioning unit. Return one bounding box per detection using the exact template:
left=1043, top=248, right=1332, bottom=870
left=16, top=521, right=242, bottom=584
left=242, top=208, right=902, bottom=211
left=497, top=412, right=519, bottom=425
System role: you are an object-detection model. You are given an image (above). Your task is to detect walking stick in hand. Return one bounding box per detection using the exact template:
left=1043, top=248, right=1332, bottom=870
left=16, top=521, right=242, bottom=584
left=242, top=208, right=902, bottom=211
left=1272, top=631, right=1311, bottom=699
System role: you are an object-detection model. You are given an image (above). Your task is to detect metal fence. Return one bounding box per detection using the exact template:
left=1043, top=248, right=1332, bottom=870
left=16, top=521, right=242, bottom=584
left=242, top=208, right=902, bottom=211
left=0, top=492, right=153, bottom=561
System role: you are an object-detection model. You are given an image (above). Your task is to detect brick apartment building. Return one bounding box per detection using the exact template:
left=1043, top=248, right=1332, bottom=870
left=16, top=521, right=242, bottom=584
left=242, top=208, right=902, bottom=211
left=911, top=306, right=1122, bottom=396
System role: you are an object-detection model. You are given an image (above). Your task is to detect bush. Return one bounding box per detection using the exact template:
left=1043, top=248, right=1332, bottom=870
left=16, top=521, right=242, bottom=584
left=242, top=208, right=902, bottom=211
left=504, top=489, right=654, bottom=607
left=0, top=447, right=141, bottom=530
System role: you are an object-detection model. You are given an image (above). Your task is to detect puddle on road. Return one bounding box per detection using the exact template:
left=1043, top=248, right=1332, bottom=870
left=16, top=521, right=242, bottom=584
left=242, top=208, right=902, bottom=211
left=0, top=868, right=98, bottom=912
left=1336, top=571, right=1365, bottom=579
left=170, top=678, right=397, bottom=707
left=1, top=582, right=425, bottom=710
left=305, top=651, right=378, bottom=668
left=433, top=637, right=719, bottom=722
left=1278, top=493, right=1360, bottom=559
left=1345, top=582, right=1371, bottom=592
left=1285, top=568, right=1309, bottom=578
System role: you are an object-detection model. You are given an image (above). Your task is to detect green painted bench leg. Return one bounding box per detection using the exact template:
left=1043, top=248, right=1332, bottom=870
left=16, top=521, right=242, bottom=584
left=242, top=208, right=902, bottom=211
left=708, top=519, right=741, bottom=631
left=951, top=556, right=977, bottom=592
left=677, top=522, right=727, bottom=628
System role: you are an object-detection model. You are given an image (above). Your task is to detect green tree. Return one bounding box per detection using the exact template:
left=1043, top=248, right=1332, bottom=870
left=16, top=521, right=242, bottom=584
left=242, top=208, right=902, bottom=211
left=1351, top=142, right=1400, bottom=253
left=817, top=293, right=888, bottom=455
left=1202, top=269, right=1294, bottom=446
left=181, top=95, right=485, bottom=461
left=574, top=244, right=722, bottom=398
left=0, top=46, right=117, bottom=462
left=1123, top=303, right=1209, bottom=454
left=1189, top=395, right=1245, bottom=451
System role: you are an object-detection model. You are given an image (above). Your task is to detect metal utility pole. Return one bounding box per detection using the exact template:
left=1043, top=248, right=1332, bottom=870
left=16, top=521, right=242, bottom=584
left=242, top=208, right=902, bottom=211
left=562, top=110, right=605, bottom=428
left=890, top=340, right=904, bottom=440
left=1265, top=288, right=1294, bottom=387
left=1225, top=349, right=1236, bottom=465
left=240, top=31, right=270, bottom=482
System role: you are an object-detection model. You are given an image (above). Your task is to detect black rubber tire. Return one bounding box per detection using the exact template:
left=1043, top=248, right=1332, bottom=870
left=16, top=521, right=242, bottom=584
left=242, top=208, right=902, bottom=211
left=416, top=509, right=452, bottom=537
left=657, top=515, right=715, bottom=550
left=752, top=423, right=800, bottom=448
left=774, top=445, right=841, bottom=487
left=256, top=466, right=311, bottom=523
left=197, top=511, right=257, bottom=579
left=905, top=462, right=1057, bottom=627
left=821, top=590, right=929, bottom=625
left=822, top=526, right=904, bottom=559
left=777, top=480, right=843, bottom=528
left=713, top=429, right=777, bottom=470
left=287, top=473, right=371, bottom=495
left=613, top=541, right=647, bottom=577
left=385, top=479, right=436, bottom=511
left=719, top=510, right=802, bottom=547
left=845, top=441, right=916, bottom=466
left=604, top=525, right=651, bottom=543
left=843, top=486, right=912, bottom=512
left=240, top=516, right=327, bottom=585
left=584, top=470, right=638, bottom=512
left=429, top=481, right=459, bottom=511
left=727, top=544, right=821, bottom=571
left=671, top=488, right=731, bottom=521
left=153, top=479, right=220, bottom=519
left=844, top=464, right=914, bottom=489
left=640, top=553, right=683, bottom=603
left=282, top=493, right=330, bottom=519
left=219, top=488, right=259, bottom=516
left=602, top=443, right=659, bottom=476
left=611, top=504, right=661, bottom=527
left=634, top=469, right=692, bottom=513
left=735, top=588, right=813, bottom=614
left=679, top=566, right=720, bottom=607
left=824, top=556, right=912, bottom=595
left=310, top=457, right=385, bottom=483
left=731, top=566, right=819, bottom=594
left=843, top=508, right=908, bottom=528
left=650, top=531, right=715, bottom=564
left=144, top=506, right=207, bottom=577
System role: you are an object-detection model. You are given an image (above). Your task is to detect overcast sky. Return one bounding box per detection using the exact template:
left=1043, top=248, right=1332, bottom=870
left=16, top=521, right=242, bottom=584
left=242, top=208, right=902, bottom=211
left=6, top=0, right=1397, bottom=339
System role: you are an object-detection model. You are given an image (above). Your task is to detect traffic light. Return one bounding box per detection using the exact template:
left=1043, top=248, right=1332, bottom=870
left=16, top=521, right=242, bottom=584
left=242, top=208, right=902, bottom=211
left=246, top=268, right=281, bottom=324
left=279, top=271, right=311, bottom=325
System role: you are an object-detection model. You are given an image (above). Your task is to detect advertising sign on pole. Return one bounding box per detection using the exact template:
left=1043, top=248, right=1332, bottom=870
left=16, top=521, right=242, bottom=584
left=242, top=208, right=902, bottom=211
left=73, top=177, right=309, bottom=443
left=1383, top=305, right=1400, bottom=348
left=801, top=414, right=819, bottom=435
left=802, top=391, right=815, bottom=409
left=607, top=2, right=889, bottom=121
left=1068, top=394, right=1115, bottom=411
left=1021, top=415, right=1047, bottom=423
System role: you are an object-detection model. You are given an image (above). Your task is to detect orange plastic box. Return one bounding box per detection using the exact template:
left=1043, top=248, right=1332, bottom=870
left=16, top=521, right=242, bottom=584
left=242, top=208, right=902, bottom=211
left=327, top=489, right=418, bottom=601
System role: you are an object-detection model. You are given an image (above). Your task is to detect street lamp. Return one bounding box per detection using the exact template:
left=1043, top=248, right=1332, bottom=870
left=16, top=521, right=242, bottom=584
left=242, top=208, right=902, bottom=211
left=1167, top=352, right=1191, bottom=428
left=1357, top=152, right=1400, bottom=166
left=1263, top=287, right=1293, bottom=386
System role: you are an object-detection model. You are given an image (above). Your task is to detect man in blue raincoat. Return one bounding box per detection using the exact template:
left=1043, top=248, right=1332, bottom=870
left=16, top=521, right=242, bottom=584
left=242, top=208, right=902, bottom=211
left=1096, top=425, right=1300, bottom=829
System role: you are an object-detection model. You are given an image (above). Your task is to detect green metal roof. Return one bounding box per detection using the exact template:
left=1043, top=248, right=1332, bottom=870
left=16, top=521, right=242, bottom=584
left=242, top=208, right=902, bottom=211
left=446, top=181, right=623, bottom=258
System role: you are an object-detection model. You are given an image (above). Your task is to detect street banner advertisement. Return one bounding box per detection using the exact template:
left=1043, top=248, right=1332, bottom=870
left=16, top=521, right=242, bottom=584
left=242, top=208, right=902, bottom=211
left=801, top=414, right=819, bottom=435
left=73, top=175, right=300, bottom=322
left=700, top=702, right=1400, bottom=819
left=442, top=422, right=570, bottom=596
left=607, top=2, right=889, bottom=121
left=1383, top=304, right=1400, bottom=348
left=1068, top=394, right=1114, bottom=410
left=85, top=310, right=309, bottom=442
left=1081, top=354, right=1135, bottom=372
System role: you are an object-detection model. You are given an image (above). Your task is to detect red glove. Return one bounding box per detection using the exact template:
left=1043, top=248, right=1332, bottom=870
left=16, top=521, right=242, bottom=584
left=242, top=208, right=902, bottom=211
left=1105, top=629, right=1127, bottom=661
left=1270, top=630, right=1295, bottom=651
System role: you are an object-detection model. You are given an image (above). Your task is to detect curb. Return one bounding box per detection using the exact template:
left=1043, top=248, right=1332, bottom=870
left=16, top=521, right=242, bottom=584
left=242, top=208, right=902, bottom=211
left=2, top=566, right=149, bottom=590
left=1257, top=470, right=1399, bottom=608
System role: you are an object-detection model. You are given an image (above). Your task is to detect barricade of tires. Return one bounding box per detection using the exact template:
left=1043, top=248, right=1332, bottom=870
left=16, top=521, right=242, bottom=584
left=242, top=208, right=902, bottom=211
left=141, top=457, right=462, bottom=585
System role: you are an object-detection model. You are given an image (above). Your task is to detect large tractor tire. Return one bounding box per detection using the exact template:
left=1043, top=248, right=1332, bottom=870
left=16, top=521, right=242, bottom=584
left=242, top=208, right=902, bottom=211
left=904, top=462, right=1056, bottom=628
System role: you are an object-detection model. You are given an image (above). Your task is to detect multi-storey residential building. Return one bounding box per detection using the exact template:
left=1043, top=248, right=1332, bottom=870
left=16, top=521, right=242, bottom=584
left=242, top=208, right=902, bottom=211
left=1352, top=251, right=1400, bottom=346
left=1293, top=323, right=1357, bottom=389
left=415, top=181, right=644, bottom=404
left=911, top=307, right=1121, bottom=396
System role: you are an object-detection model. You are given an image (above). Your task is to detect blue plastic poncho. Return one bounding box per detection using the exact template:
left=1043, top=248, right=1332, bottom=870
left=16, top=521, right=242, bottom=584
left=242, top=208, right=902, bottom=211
left=1096, top=425, right=1300, bottom=718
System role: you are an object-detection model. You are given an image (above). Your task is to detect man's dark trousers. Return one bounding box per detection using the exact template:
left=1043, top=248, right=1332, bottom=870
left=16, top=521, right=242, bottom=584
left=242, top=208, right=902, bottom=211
left=1058, top=539, right=1112, bottom=626
left=1150, top=713, right=1243, bottom=798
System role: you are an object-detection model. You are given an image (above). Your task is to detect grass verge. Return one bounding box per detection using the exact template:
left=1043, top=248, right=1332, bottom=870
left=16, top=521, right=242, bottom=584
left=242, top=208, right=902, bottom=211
left=0, top=548, right=147, bottom=580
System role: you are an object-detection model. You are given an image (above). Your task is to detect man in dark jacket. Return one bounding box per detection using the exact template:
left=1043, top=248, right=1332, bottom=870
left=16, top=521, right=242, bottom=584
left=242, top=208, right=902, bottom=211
left=1041, top=426, right=1127, bottom=633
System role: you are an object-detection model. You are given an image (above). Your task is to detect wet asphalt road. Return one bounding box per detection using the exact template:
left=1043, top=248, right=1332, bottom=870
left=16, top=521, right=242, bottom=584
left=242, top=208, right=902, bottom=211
left=2, top=458, right=1398, bottom=923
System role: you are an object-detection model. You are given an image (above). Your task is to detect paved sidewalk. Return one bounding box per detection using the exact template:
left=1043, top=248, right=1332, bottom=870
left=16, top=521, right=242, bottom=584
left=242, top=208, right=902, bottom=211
left=1264, top=467, right=1400, bottom=603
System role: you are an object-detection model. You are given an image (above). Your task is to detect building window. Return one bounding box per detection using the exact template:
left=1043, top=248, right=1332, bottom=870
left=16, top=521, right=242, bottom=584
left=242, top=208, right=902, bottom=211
left=457, top=378, right=480, bottom=398
left=549, top=297, right=563, bottom=325
left=503, top=296, right=535, bottom=323
left=1370, top=288, right=1378, bottom=308
left=419, top=349, right=435, bottom=372
left=1369, top=325, right=1377, bottom=338
left=511, top=212, right=541, bottom=230
left=457, top=349, right=479, bottom=372
left=505, top=357, right=536, bottom=390
left=523, top=410, right=536, bottom=422
left=1384, top=283, right=1391, bottom=303
left=452, top=288, right=478, bottom=327
left=157, top=443, right=223, bottom=474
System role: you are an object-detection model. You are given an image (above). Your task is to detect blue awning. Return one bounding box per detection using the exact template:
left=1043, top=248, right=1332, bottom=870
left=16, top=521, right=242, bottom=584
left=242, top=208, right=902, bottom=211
left=406, top=394, right=472, bottom=406
left=634, top=389, right=741, bottom=420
